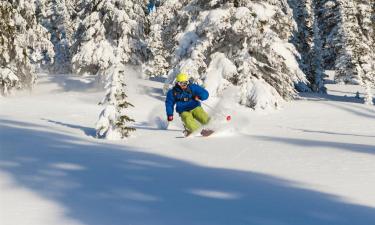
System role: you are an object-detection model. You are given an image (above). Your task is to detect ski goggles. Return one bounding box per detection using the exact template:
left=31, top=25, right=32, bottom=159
left=177, top=81, right=189, bottom=86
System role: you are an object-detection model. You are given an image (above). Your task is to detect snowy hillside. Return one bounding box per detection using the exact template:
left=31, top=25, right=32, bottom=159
left=1, top=1, right=375, bottom=224
left=1, top=74, right=375, bottom=225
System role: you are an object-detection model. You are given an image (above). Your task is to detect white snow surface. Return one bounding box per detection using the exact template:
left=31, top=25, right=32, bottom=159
left=1, top=73, right=375, bottom=225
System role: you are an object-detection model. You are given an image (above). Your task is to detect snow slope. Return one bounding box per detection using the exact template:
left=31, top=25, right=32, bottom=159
left=1, top=74, right=375, bottom=225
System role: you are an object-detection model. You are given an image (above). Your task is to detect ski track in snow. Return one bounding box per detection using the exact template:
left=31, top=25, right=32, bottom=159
left=1, top=75, right=375, bottom=225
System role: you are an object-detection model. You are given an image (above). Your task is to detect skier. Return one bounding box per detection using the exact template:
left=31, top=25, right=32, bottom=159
left=165, top=73, right=212, bottom=136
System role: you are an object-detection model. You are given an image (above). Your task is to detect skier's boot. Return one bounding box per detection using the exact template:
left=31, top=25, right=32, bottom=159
left=183, top=129, right=192, bottom=137
left=201, top=129, right=214, bottom=137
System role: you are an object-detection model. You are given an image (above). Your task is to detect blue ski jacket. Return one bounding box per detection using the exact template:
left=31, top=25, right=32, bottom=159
left=165, top=84, right=209, bottom=116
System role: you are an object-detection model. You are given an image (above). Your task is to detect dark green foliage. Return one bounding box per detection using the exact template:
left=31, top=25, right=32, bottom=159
left=116, top=82, right=136, bottom=137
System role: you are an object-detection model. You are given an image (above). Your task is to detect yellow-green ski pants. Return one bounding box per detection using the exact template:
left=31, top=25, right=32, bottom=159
left=180, top=106, right=210, bottom=132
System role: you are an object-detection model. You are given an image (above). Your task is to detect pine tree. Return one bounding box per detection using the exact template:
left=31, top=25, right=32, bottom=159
left=292, top=0, right=374, bottom=102
left=0, top=0, right=54, bottom=95
left=36, top=0, right=77, bottom=74
left=314, top=0, right=342, bottom=71
left=143, top=0, right=183, bottom=77
left=334, top=0, right=361, bottom=84
left=149, top=0, right=309, bottom=110
left=96, top=64, right=135, bottom=139
left=287, top=0, right=314, bottom=83
left=83, top=0, right=146, bottom=139
left=355, top=0, right=375, bottom=90
left=71, top=0, right=147, bottom=77
left=1, top=0, right=372, bottom=109
left=288, top=0, right=327, bottom=93
left=310, top=0, right=326, bottom=93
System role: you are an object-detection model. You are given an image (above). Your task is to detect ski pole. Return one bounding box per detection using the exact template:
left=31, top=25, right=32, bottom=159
left=199, top=100, right=232, bottom=121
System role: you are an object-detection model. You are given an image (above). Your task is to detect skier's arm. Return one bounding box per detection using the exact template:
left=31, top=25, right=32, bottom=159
left=193, top=84, right=209, bottom=101
left=165, top=90, right=175, bottom=116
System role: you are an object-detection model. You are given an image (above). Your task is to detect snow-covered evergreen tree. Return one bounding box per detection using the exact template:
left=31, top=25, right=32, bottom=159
left=148, top=0, right=309, bottom=110
left=308, top=0, right=373, bottom=88
left=287, top=0, right=313, bottom=81
left=96, top=64, right=135, bottom=139
left=288, top=0, right=327, bottom=93
left=313, top=0, right=342, bottom=71
left=72, top=0, right=147, bottom=139
left=310, top=0, right=326, bottom=93
left=143, top=0, right=183, bottom=77
left=71, top=0, right=147, bottom=77
left=334, top=0, right=361, bottom=84
left=355, top=0, right=375, bottom=91
left=326, top=0, right=375, bottom=105
left=36, top=0, right=78, bottom=74
left=1, top=0, right=373, bottom=109
left=289, top=0, right=374, bottom=98
left=0, top=0, right=54, bottom=95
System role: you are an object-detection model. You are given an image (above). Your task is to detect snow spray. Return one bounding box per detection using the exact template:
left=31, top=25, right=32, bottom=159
left=200, top=101, right=231, bottom=122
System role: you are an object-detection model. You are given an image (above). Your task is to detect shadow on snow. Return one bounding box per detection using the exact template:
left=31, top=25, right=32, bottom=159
left=285, top=127, right=375, bottom=138
left=298, top=92, right=365, bottom=104
left=42, top=119, right=97, bottom=137
left=1, top=119, right=375, bottom=225
left=254, top=135, right=375, bottom=156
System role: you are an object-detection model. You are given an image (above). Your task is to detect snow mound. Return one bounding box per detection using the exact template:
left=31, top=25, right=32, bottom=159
left=240, top=79, right=284, bottom=111
left=0, top=67, right=20, bottom=95
left=204, top=53, right=237, bottom=97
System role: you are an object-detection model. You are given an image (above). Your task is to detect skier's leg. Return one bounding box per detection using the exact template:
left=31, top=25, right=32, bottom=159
left=192, top=106, right=210, bottom=125
left=180, top=111, right=200, bottom=132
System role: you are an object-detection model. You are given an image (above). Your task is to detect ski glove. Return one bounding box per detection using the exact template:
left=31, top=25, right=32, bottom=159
left=167, top=116, right=173, bottom=121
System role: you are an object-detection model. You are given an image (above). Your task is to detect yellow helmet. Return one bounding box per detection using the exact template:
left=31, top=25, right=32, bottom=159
left=176, top=73, right=189, bottom=82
